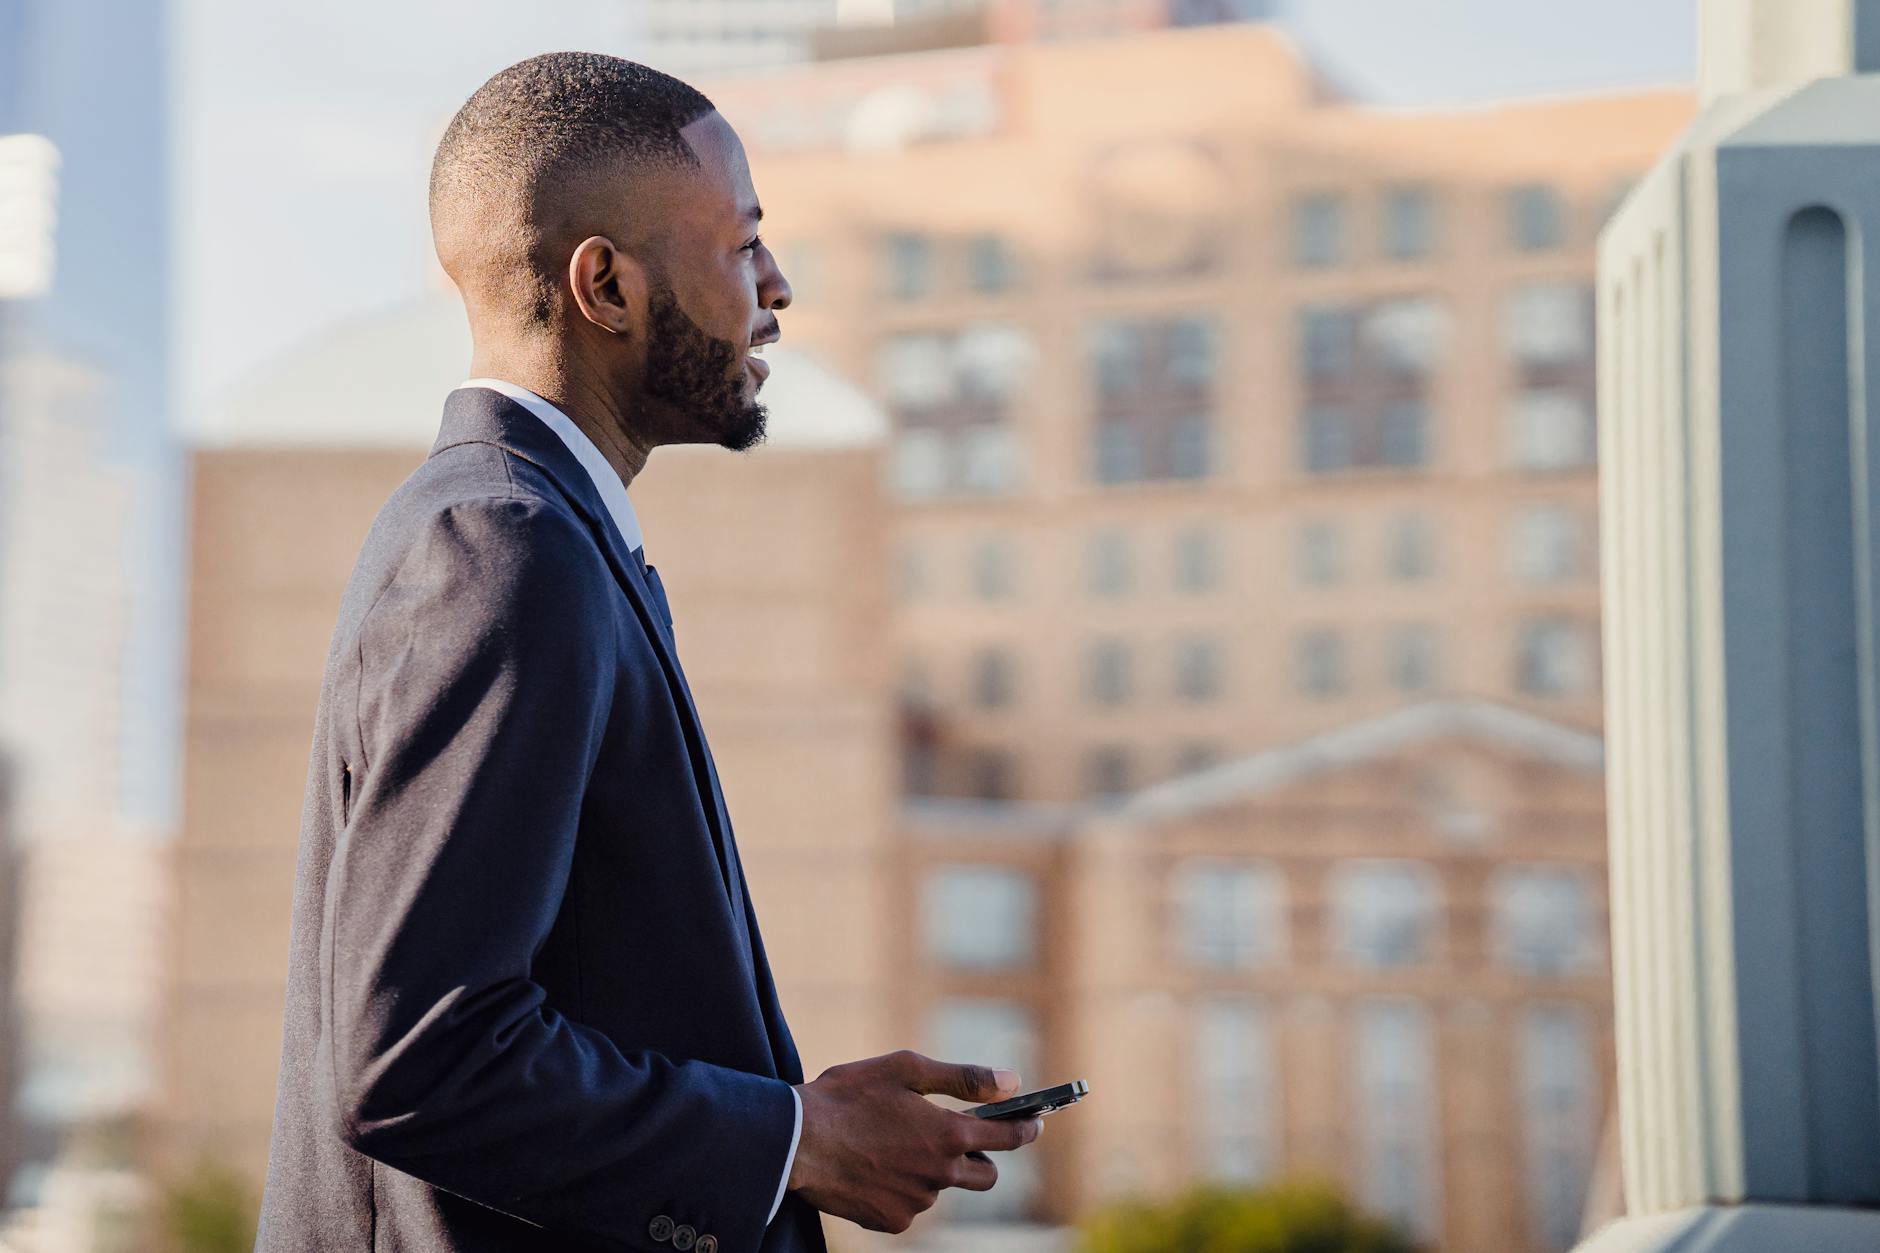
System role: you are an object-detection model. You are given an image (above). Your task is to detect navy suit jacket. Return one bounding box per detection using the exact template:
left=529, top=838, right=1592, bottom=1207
left=255, top=387, right=828, bottom=1253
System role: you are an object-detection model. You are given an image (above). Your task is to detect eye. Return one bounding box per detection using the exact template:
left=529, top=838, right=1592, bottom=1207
left=741, top=234, right=764, bottom=253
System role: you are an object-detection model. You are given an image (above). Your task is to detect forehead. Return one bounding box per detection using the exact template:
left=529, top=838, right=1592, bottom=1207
left=673, top=110, right=758, bottom=229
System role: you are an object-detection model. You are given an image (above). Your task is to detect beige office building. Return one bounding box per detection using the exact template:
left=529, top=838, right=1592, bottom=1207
left=706, top=23, right=1689, bottom=802
left=159, top=20, right=1686, bottom=1253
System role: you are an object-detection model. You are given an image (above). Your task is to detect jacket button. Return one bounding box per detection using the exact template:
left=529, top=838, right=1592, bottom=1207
left=648, top=1214, right=675, bottom=1242
left=671, top=1224, right=696, bottom=1250
left=696, top=1237, right=717, bottom=1253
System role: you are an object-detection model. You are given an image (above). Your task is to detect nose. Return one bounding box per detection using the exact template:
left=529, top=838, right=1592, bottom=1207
left=763, top=250, right=792, bottom=312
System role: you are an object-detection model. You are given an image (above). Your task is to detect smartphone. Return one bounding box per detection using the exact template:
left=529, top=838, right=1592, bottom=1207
left=969, top=1079, right=1089, bottom=1121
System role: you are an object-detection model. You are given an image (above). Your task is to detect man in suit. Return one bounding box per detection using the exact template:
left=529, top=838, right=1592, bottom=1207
left=255, top=53, right=1042, bottom=1253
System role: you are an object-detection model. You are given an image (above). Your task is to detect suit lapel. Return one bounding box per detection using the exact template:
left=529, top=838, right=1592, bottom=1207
left=430, top=389, right=755, bottom=963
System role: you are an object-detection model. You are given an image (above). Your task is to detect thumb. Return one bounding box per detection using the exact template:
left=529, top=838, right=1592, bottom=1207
left=905, top=1054, right=1021, bottom=1102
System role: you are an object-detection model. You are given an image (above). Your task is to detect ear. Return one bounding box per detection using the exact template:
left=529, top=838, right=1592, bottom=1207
left=567, top=236, right=648, bottom=336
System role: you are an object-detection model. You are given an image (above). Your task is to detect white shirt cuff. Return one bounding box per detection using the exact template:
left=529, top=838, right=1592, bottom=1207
left=767, top=1085, right=803, bottom=1225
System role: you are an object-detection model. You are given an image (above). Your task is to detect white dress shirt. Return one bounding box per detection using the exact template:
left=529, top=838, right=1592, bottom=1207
left=455, top=379, right=804, bottom=1226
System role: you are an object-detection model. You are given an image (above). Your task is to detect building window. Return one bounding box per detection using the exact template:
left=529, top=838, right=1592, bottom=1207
left=1088, top=638, right=1133, bottom=706
left=1522, top=1004, right=1598, bottom=1251
left=1292, top=192, right=1346, bottom=267
left=1331, top=860, right=1440, bottom=967
left=1379, top=400, right=1429, bottom=467
left=1298, top=299, right=1445, bottom=475
left=880, top=326, right=1031, bottom=499
left=1301, top=304, right=1358, bottom=378
left=1386, top=513, right=1437, bottom=581
left=1088, top=314, right=1219, bottom=484
left=1172, top=859, right=1286, bottom=968
left=1297, top=628, right=1347, bottom=697
left=924, top=867, right=1037, bottom=969
left=891, top=428, right=949, bottom=498
left=1492, top=865, right=1600, bottom=976
left=1510, top=505, right=1584, bottom=583
left=1174, top=741, right=1221, bottom=775
left=1094, top=420, right=1142, bottom=483
left=1302, top=404, right=1353, bottom=473
left=966, top=748, right=1018, bottom=801
left=1085, top=744, right=1132, bottom=800
left=886, top=231, right=934, bottom=298
left=959, top=424, right=1022, bottom=491
left=1516, top=616, right=1595, bottom=696
left=954, top=323, right=1034, bottom=402
left=1174, top=635, right=1224, bottom=702
left=879, top=332, right=954, bottom=407
left=1509, top=390, right=1594, bottom=471
left=1387, top=623, right=1440, bottom=693
left=1355, top=999, right=1442, bottom=1244
left=1088, top=529, right=1133, bottom=598
left=1193, top=997, right=1278, bottom=1185
left=1383, top=185, right=1435, bottom=261
left=970, top=647, right=1017, bottom=710
left=1173, top=526, right=1221, bottom=593
left=1510, top=183, right=1566, bottom=251
left=1297, top=521, right=1346, bottom=586
left=1362, top=296, right=1448, bottom=375
left=1169, top=412, right=1213, bottom=478
left=1506, top=283, right=1593, bottom=366
left=967, top=233, right=1016, bottom=293
left=928, top=998, right=1040, bottom=1221
left=971, top=536, right=1018, bottom=601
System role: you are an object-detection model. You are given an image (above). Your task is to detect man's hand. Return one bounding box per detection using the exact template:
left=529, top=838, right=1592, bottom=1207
left=786, top=1049, right=1044, bottom=1234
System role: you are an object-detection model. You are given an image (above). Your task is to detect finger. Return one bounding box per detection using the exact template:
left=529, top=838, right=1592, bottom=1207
left=952, top=1152, right=998, bottom=1192
left=960, top=1113, right=1043, bottom=1154
left=901, top=1052, right=1019, bottom=1103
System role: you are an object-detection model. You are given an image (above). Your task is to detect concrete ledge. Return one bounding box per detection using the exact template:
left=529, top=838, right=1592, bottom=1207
left=1576, top=1204, right=1880, bottom=1252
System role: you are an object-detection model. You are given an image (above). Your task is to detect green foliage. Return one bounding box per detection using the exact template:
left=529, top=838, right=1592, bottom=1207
left=157, top=1157, right=259, bottom=1253
left=1077, top=1177, right=1426, bottom=1253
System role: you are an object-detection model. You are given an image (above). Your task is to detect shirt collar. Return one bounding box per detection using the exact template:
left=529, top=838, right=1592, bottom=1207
left=456, top=377, right=645, bottom=555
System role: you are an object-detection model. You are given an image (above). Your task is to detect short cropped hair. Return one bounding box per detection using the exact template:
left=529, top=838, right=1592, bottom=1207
left=430, top=52, right=717, bottom=323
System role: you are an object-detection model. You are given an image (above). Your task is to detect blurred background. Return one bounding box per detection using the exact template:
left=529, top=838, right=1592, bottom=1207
left=0, top=1, right=1703, bottom=1250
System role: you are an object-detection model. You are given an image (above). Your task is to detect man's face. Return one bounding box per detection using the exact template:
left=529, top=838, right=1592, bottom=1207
left=634, top=111, right=790, bottom=451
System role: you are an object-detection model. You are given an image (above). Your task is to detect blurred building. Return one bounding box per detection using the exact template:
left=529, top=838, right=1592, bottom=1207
left=693, top=20, right=1687, bottom=1252
left=633, top=0, right=1278, bottom=80
left=7, top=831, right=167, bottom=1203
left=702, top=24, right=1690, bottom=804
left=901, top=700, right=1611, bottom=1252
left=0, top=350, right=135, bottom=845
left=0, top=752, right=21, bottom=1200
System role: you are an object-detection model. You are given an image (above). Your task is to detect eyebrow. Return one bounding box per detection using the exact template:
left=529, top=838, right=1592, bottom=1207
left=741, top=202, right=764, bottom=225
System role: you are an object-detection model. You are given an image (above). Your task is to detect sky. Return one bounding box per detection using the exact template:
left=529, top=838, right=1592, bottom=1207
left=173, top=0, right=1699, bottom=431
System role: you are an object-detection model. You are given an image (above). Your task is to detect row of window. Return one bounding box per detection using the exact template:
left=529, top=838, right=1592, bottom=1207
left=888, top=387, right=1594, bottom=496
left=879, top=291, right=1593, bottom=404
left=897, top=507, right=1592, bottom=605
left=877, top=180, right=1617, bottom=301
left=929, top=991, right=1596, bottom=1246
left=880, top=287, right=1591, bottom=408
left=902, top=616, right=1597, bottom=724
left=924, top=859, right=1603, bottom=979
left=881, top=285, right=1595, bottom=496
left=1192, top=995, right=1597, bottom=1249
left=1293, top=181, right=1601, bottom=269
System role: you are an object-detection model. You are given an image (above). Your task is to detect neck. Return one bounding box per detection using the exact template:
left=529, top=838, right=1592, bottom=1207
left=469, top=338, right=653, bottom=489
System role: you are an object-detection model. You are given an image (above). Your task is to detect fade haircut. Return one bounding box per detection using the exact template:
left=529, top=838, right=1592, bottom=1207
left=429, top=52, right=717, bottom=326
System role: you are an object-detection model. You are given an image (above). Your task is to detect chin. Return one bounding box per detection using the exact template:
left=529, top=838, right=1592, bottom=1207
left=718, top=404, right=768, bottom=453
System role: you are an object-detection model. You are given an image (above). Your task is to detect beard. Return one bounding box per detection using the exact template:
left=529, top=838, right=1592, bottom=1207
left=642, top=282, right=768, bottom=452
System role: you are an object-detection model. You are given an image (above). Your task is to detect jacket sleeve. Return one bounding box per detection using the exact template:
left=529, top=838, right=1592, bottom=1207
left=324, top=495, right=798, bottom=1252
